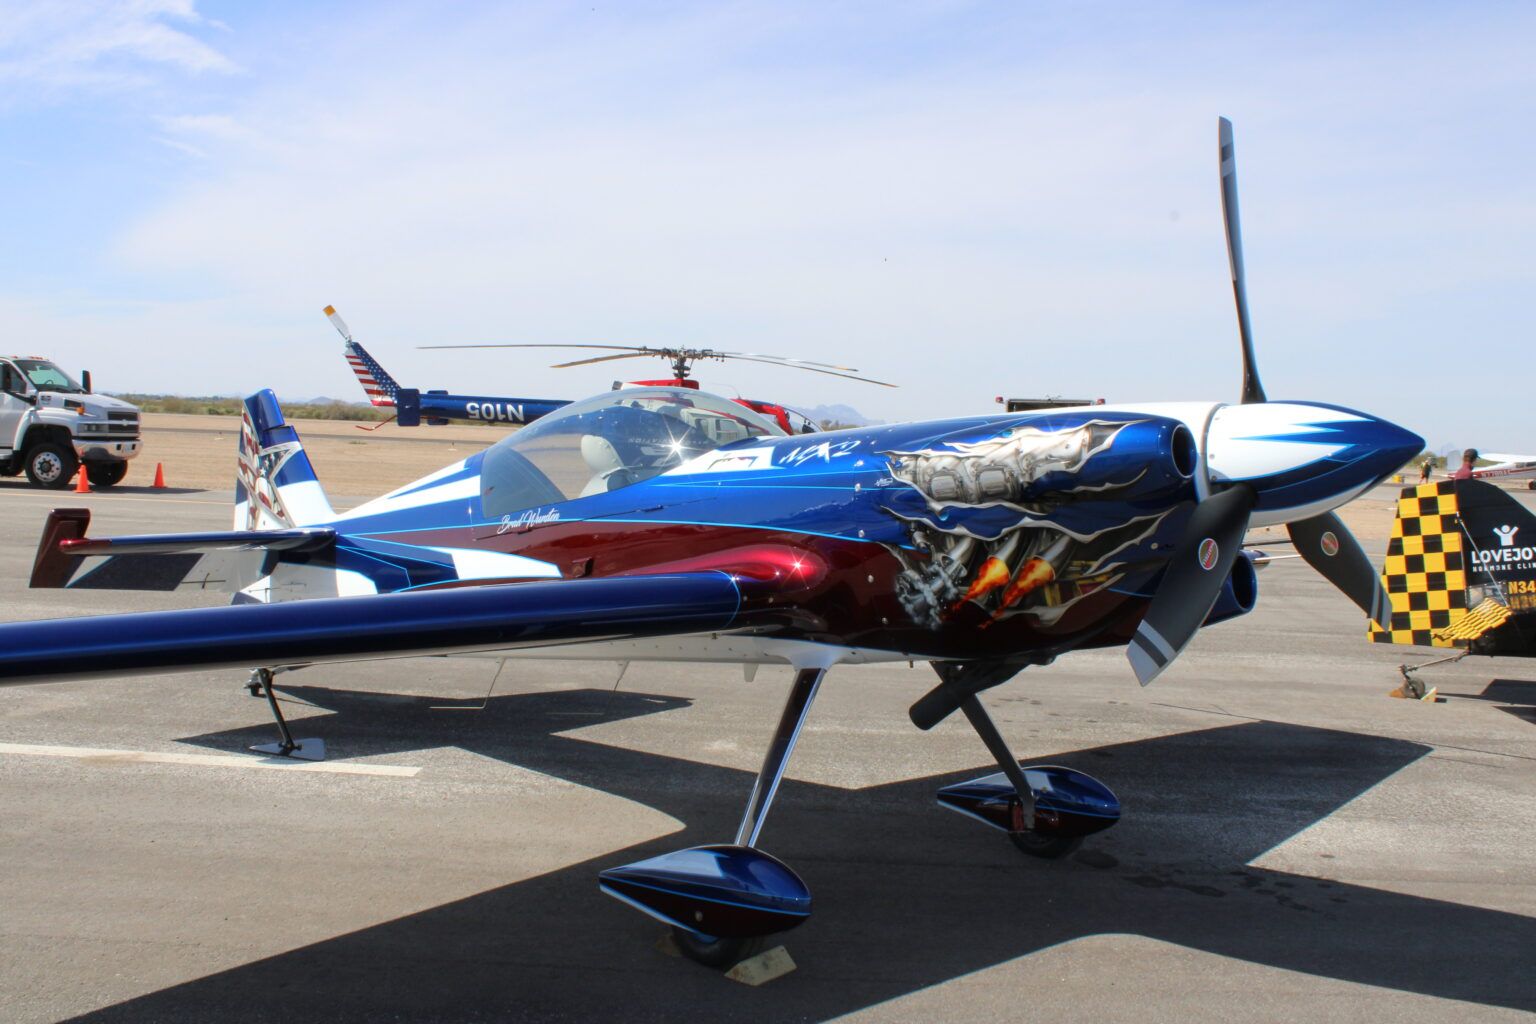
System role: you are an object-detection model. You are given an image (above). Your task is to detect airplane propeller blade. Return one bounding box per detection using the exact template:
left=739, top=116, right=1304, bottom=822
left=1287, top=511, right=1390, bottom=629
left=1218, top=117, right=1266, bottom=405
left=1127, top=484, right=1256, bottom=686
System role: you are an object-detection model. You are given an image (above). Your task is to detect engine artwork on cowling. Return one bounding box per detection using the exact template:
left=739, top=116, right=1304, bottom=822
left=877, top=416, right=1198, bottom=630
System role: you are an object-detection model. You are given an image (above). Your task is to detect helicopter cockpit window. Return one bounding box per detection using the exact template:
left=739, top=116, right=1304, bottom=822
left=479, top=387, right=784, bottom=518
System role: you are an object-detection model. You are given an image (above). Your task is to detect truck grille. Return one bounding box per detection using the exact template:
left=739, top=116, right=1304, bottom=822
left=108, top=410, right=138, bottom=423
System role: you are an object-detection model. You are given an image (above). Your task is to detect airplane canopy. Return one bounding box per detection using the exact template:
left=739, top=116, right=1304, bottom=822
left=480, top=386, right=784, bottom=516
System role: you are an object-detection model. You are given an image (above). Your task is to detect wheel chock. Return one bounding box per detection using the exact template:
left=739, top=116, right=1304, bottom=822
left=725, top=945, right=796, bottom=986
left=1388, top=683, right=1439, bottom=702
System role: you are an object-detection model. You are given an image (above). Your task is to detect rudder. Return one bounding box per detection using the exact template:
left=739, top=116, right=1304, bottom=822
left=328, top=305, right=401, bottom=407
left=236, top=390, right=334, bottom=530
left=1370, top=479, right=1519, bottom=648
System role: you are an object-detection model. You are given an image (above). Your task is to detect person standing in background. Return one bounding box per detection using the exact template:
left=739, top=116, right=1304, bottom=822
left=1451, top=449, right=1478, bottom=481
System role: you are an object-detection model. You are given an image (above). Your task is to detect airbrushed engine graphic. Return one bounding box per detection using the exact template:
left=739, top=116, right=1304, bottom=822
left=878, top=415, right=1199, bottom=630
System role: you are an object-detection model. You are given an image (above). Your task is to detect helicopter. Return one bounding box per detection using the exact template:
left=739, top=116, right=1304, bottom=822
left=337, top=303, right=892, bottom=434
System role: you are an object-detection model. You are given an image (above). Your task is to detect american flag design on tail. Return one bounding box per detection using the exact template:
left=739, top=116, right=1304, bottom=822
left=343, top=340, right=399, bottom=407
left=326, top=305, right=400, bottom=407
left=233, top=391, right=334, bottom=531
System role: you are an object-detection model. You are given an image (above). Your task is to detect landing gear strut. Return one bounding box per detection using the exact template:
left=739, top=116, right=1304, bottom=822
left=600, top=665, right=825, bottom=968
left=937, top=691, right=1120, bottom=857
left=247, top=668, right=326, bottom=761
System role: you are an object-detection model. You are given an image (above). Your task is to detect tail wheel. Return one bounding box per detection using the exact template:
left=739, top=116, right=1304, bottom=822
left=24, top=442, right=78, bottom=489
left=86, top=462, right=128, bottom=488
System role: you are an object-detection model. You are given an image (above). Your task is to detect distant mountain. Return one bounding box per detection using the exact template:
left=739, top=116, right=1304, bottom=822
left=801, top=403, right=878, bottom=428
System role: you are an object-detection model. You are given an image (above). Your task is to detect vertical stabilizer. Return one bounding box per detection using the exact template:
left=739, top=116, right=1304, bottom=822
left=1369, top=479, right=1529, bottom=649
left=1370, top=481, right=1469, bottom=648
left=235, top=390, right=334, bottom=530
left=328, top=305, right=401, bottom=407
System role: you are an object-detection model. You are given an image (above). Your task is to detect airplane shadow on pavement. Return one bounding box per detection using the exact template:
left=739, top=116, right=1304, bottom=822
left=66, top=684, right=1536, bottom=1023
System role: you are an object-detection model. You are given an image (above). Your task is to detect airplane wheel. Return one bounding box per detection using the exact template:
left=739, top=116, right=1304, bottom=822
left=1009, top=831, right=1082, bottom=859
left=670, top=927, right=765, bottom=969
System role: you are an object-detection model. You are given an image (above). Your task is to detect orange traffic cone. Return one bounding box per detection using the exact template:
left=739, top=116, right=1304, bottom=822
left=74, top=465, right=90, bottom=493
left=152, top=462, right=166, bottom=489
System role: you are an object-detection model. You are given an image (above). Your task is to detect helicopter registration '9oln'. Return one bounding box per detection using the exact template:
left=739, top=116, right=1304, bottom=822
left=0, top=120, right=1421, bottom=968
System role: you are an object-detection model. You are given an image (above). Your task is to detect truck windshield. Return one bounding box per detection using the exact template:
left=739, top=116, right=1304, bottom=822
left=16, top=359, right=83, bottom=393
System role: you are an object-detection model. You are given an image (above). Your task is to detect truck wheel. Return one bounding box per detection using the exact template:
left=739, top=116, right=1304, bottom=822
left=86, top=462, right=128, bottom=488
left=24, top=443, right=79, bottom=489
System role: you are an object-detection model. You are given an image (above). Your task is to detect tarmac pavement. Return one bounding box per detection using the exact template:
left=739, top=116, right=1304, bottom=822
left=0, top=485, right=1532, bottom=1023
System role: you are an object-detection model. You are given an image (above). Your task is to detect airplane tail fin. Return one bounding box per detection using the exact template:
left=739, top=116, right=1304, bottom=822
left=235, top=390, right=335, bottom=530
left=1369, top=479, right=1525, bottom=648
left=327, top=305, right=401, bottom=407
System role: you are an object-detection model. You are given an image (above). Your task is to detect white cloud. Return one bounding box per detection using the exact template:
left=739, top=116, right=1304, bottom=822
left=0, top=0, right=236, bottom=100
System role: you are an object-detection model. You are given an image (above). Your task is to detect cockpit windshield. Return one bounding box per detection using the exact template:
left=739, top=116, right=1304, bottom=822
left=480, top=387, right=785, bottom=517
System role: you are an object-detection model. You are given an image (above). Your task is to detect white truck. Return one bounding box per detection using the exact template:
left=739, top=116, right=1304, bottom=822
left=0, top=356, right=141, bottom=489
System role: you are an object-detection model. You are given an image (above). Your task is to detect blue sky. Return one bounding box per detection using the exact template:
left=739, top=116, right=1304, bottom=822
left=1, top=1, right=1532, bottom=450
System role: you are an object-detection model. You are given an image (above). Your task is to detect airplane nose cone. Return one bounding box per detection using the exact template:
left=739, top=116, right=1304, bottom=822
left=1376, top=416, right=1426, bottom=475
left=1206, top=402, right=1425, bottom=521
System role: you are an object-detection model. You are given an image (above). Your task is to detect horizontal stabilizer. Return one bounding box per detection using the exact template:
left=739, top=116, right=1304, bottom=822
left=60, top=529, right=333, bottom=557
left=0, top=572, right=747, bottom=685
left=30, top=508, right=334, bottom=589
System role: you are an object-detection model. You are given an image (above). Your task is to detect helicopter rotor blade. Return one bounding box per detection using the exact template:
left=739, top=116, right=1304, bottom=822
left=1218, top=116, right=1266, bottom=404
left=417, top=342, right=896, bottom=386
left=720, top=351, right=862, bottom=372
left=712, top=353, right=898, bottom=387
left=323, top=305, right=353, bottom=344
left=549, top=352, right=656, bottom=369
left=418, top=343, right=653, bottom=353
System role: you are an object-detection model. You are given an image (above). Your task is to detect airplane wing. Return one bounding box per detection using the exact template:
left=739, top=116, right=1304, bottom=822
left=0, top=572, right=751, bottom=686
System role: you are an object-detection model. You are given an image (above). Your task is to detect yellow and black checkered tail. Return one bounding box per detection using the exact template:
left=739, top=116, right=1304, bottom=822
left=1369, top=481, right=1469, bottom=648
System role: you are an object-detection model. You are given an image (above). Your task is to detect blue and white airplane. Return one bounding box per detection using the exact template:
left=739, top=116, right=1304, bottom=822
left=0, top=120, right=1423, bottom=969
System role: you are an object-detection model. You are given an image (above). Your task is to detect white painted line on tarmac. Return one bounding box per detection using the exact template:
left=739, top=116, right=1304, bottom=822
left=0, top=491, right=227, bottom=507
left=0, top=491, right=360, bottom=510
left=0, top=741, right=421, bottom=777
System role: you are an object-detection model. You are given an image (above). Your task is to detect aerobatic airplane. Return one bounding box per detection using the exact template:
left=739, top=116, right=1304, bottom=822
left=1368, top=477, right=1536, bottom=697
left=334, top=305, right=848, bottom=434
left=0, top=120, right=1424, bottom=969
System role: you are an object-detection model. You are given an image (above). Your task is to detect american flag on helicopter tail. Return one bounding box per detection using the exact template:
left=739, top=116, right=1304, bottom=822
left=328, top=305, right=400, bottom=407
